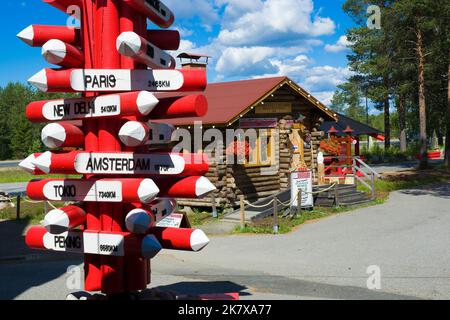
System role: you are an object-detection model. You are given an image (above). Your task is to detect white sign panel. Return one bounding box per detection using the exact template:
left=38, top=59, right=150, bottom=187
left=156, top=213, right=183, bottom=228
left=70, top=69, right=184, bottom=92
left=42, top=95, right=121, bottom=121
left=42, top=231, right=125, bottom=256
left=42, top=180, right=123, bottom=202
left=74, top=153, right=185, bottom=175
left=290, top=170, right=314, bottom=208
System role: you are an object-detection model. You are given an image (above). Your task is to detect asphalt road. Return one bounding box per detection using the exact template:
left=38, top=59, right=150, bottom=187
left=0, top=160, right=20, bottom=169
left=0, top=182, right=27, bottom=196
left=1, top=183, right=449, bottom=300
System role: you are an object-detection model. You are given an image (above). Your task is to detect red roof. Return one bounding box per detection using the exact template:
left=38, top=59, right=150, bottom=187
left=154, top=76, right=334, bottom=126
left=155, top=77, right=286, bottom=126
left=328, top=126, right=339, bottom=134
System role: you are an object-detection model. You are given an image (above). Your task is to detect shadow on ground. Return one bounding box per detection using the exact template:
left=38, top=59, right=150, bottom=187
left=0, top=220, right=81, bottom=300
left=154, top=281, right=250, bottom=298
left=172, top=273, right=422, bottom=300
left=400, top=183, right=450, bottom=199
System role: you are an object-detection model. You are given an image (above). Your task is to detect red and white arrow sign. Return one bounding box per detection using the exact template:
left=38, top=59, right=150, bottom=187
left=31, top=151, right=209, bottom=176
left=17, top=25, right=80, bottom=47
left=119, top=121, right=175, bottom=147
left=27, top=178, right=159, bottom=203
left=41, top=123, right=84, bottom=148
left=154, top=176, right=216, bottom=198
left=28, top=68, right=72, bottom=92
left=70, top=69, right=206, bottom=92
left=123, top=0, right=174, bottom=28
left=43, top=205, right=86, bottom=234
left=149, top=227, right=209, bottom=252
left=148, top=94, right=208, bottom=119
left=42, top=39, right=84, bottom=68
left=26, top=226, right=162, bottom=258
left=125, top=208, right=156, bottom=234
left=146, top=29, right=180, bottom=50
left=116, top=32, right=175, bottom=69
left=18, top=153, right=45, bottom=175
left=26, top=91, right=158, bottom=122
left=125, top=198, right=177, bottom=234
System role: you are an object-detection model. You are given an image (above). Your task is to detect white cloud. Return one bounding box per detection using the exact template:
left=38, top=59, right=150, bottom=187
left=163, top=0, right=348, bottom=106
left=309, top=91, right=335, bottom=106
left=324, top=35, right=351, bottom=53
left=300, top=66, right=353, bottom=105
left=215, top=47, right=278, bottom=76
left=216, top=0, right=335, bottom=47
left=163, top=0, right=220, bottom=26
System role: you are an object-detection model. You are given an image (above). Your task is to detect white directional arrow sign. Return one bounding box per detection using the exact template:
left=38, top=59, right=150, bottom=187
left=70, top=69, right=184, bottom=92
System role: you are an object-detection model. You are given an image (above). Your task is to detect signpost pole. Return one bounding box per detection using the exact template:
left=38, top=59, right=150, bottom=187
left=239, top=195, right=245, bottom=230
left=16, top=195, right=21, bottom=220
left=273, top=194, right=279, bottom=234
left=297, top=189, right=302, bottom=217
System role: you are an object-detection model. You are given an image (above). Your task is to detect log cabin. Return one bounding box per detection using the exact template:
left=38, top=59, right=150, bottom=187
left=153, top=54, right=338, bottom=210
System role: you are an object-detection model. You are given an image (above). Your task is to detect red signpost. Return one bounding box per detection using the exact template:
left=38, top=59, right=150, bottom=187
left=19, top=0, right=214, bottom=298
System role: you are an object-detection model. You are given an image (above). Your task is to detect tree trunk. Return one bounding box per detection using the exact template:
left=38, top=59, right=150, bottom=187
left=417, top=30, right=428, bottom=169
left=398, top=94, right=407, bottom=152
left=445, top=59, right=450, bottom=167
left=384, top=97, right=391, bottom=150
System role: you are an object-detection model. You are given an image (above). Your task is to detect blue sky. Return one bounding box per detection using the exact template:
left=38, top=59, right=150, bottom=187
left=1, top=0, right=356, bottom=105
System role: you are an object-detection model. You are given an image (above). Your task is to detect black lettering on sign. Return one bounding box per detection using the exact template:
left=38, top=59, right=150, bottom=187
left=99, top=244, right=119, bottom=253
left=53, top=103, right=71, bottom=117
left=145, top=0, right=167, bottom=17
left=53, top=185, right=76, bottom=198
left=85, top=157, right=152, bottom=172
left=155, top=165, right=172, bottom=172
left=100, top=105, right=118, bottom=113
left=54, top=235, right=82, bottom=249
left=85, top=75, right=117, bottom=89
left=146, top=44, right=155, bottom=59
left=99, top=191, right=117, bottom=199
left=147, top=80, right=171, bottom=88
left=74, top=101, right=94, bottom=115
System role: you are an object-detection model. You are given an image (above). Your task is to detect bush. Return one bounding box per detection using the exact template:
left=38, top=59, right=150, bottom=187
left=361, top=144, right=410, bottom=164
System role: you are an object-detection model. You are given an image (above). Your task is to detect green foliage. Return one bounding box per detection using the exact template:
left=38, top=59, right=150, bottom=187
left=0, top=82, right=79, bottom=160
left=0, top=169, right=81, bottom=183
left=336, top=0, right=450, bottom=154
left=361, top=144, right=410, bottom=164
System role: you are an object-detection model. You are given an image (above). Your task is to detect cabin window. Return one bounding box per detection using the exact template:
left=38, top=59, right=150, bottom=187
left=245, top=130, right=275, bottom=167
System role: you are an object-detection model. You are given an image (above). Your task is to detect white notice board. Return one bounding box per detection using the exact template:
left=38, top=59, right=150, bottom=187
left=290, top=170, right=314, bottom=208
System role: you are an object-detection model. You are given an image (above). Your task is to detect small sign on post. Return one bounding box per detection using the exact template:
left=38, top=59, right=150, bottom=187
left=290, top=170, right=314, bottom=210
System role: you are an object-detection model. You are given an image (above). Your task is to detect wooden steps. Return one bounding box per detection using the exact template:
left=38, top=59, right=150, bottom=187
left=314, top=184, right=372, bottom=207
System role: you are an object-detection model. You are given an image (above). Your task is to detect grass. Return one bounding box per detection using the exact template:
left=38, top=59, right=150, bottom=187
left=0, top=197, right=67, bottom=224
left=186, top=208, right=215, bottom=226
left=0, top=199, right=219, bottom=227
left=232, top=200, right=385, bottom=235
left=0, top=168, right=81, bottom=183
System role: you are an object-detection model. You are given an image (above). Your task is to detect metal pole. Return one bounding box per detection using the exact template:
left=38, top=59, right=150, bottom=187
left=334, top=183, right=340, bottom=207
left=239, top=195, right=245, bottom=230
left=211, top=196, right=218, bottom=218
left=16, top=195, right=21, bottom=220
left=273, top=195, right=279, bottom=234
left=371, top=173, right=376, bottom=200
left=297, top=189, right=302, bottom=217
